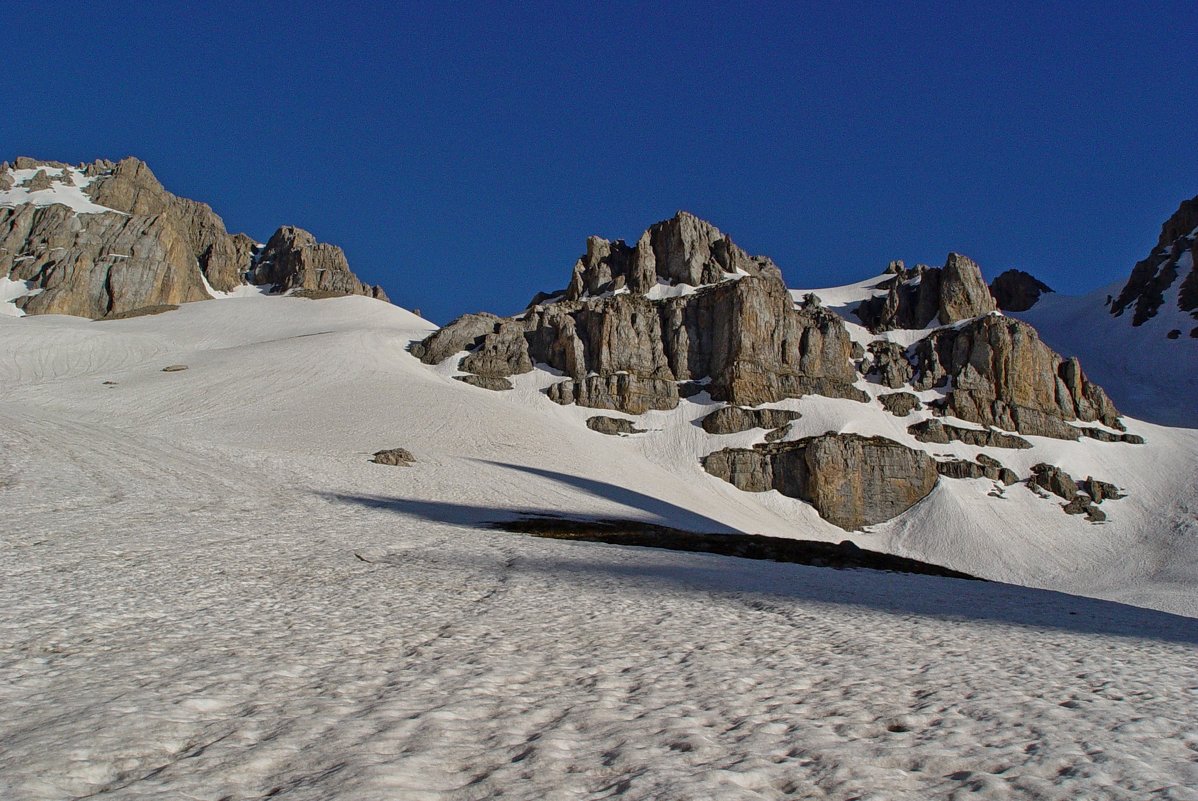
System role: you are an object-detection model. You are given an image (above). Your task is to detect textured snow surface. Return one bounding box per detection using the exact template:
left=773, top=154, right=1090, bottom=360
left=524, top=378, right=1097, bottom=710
left=0, top=166, right=121, bottom=215
left=1, top=296, right=1196, bottom=800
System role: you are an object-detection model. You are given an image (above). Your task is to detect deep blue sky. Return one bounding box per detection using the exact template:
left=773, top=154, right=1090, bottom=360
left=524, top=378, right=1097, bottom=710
left=5, top=2, right=1195, bottom=322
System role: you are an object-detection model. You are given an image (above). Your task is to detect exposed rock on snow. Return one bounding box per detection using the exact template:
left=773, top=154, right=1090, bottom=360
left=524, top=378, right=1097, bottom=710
left=454, top=374, right=514, bottom=391
left=0, top=157, right=386, bottom=318
left=855, top=253, right=996, bottom=332
left=702, top=433, right=938, bottom=530
left=912, top=315, right=1122, bottom=440
left=990, top=269, right=1054, bottom=311
left=557, top=211, right=782, bottom=300
left=370, top=447, right=416, bottom=466
left=878, top=391, right=921, bottom=417
left=907, top=419, right=1031, bottom=450
left=934, top=456, right=1018, bottom=485
left=585, top=416, right=646, bottom=435
left=1111, top=194, right=1198, bottom=326
left=866, top=340, right=915, bottom=388
left=699, top=406, right=802, bottom=435
left=417, top=214, right=865, bottom=414
left=250, top=226, right=389, bottom=302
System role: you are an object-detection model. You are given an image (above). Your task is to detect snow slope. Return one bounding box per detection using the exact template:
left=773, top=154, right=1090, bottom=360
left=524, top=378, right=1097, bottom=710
left=1016, top=272, right=1198, bottom=429
left=1, top=295, right=1196, bottom=800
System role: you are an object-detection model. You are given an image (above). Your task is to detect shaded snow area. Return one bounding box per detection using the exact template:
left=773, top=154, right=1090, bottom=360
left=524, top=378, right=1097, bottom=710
left=0, top=165, right=122, bottom=215
left=1018, top=274, right=1198, bottom=429
left=1, top=296, right=1196, bottom=800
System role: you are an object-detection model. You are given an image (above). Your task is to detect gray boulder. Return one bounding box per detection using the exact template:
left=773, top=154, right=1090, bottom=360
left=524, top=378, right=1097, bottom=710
left=879, top=392, right=921, bottom=417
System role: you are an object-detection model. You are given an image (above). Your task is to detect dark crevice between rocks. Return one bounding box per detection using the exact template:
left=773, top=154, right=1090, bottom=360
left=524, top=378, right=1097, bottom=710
left=491, top=516, right=981, bottom=581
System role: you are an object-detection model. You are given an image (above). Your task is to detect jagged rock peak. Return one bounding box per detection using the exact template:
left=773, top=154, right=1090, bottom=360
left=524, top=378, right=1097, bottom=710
left=855, top=252, right=996, bottom=332
left=1, top=155, right=388, bottom=318
left=251, top=225, right=389, bottom=302
left=990, top=269, right=1053, bottom=312
left=532, top=211, right=783, bottom=306
left=1111, top=194, right=1198, bottom=326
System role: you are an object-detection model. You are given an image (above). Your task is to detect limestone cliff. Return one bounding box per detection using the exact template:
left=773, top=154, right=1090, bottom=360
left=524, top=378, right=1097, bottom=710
left=0, top=157, right=387, bottom=318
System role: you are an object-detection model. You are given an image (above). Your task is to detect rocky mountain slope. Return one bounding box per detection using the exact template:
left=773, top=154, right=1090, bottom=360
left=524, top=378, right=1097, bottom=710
left=1011, top=195, right=1198, bottom=428
left=0, top=157, right=387, bottom=318
left=414, top=211, right=1148, bottom=532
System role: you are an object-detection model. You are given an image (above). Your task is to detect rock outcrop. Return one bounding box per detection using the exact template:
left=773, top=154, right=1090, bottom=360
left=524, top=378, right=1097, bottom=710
left=371, top=448, right=416, bottom=466
left=415, top=213, right=865, bottom=415
left=1, top=157, right=386, bottom=318
left=910, top=314, right=1123, bottom=440
left=699, top=406, right=801, bottom=435
left=934, top=457, right=1018, bottom=485
left=702, top=433, right=938, bottom=530
left=879, top=392, right=921, bottom=417
left=250, top=226, right=388, bottom=301
left=1027, top=463, right=1124, bottom=523
left=990, top=269, right=1053, bottom=312
left=856, top=254, right=996, bottom=332
left=907, top=419, right=1031, bottom=449
left=559, top=211, right=782, bottom=300
left=586, top=416, right=646, bottom=435
left=1111, top=194, right=1198, bottom=326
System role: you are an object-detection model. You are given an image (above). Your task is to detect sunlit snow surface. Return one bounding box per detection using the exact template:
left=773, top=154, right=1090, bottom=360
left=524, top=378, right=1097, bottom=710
left=1, top=295, right=1196, bottom=800
left=0, top=166, right=122, bottom=215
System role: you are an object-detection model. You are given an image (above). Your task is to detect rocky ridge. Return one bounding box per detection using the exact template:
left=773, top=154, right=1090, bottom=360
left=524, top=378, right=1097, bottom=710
left=1110, top=194, right=1198, bottom=331
left=415, top=211, right=1141, bottom=531
left=413, top=211, right=866, bottom=414
left=0, top=157, right=387, bottom=318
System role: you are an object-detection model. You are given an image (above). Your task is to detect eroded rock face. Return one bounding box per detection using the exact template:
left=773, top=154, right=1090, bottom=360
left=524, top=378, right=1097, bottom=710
left=1, top=156, right=387, bottom=318
left=702, top=433, right=938, bottom=530
left=416, top=214, right=864, bottom=415
left=251, top=226, right=388, bottom=301
left=700, top=406, right=801, bottom=435
left=559, top=211, right=783, bottom=300
left=990, top=269, right=1053, bottom=312
left=911, top=315, right=1122, bottom=439
left=1111, top=194, right=1198, bottom=326
left=856, top=253, right=995, bottom=332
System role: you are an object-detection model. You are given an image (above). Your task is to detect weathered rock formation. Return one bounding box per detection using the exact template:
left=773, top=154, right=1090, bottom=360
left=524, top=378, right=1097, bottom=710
left=910, top=314, right=1123, bottom=440
left=1111, top=194, right=1198, bottom=327
left=856, top=254, right=996, bottom=332
left=1027, top=463, right=1124, bottom=523
left=371, top=448, right=415, bottom=466
left=1, top=157, right=386, bottom=318
left=586, top=416, right=646, bottom=435
left=907, top=419, right=1031, bottom=449
left=990, top=269, right=1053, bottom=312
left=250, top=226, right=388, bottom=301
left=702, top=433, right=938, bottom=530
left=934, top=457, right=1018, bottom=485
left=559, top=211, right=782, bottom=300
left=415, top=212, right=865, bottom=414
left=879, top=392, right=921, bottom=417
left=700, top=406, right=802, bottom=435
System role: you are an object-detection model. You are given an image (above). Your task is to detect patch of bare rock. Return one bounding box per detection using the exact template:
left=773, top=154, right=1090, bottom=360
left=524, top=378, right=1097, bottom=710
left=370, top=448, right=416, bottom=467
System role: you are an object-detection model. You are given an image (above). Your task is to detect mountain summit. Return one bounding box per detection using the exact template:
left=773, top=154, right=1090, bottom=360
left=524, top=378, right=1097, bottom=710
left=0, top=157, right=387, bottom=318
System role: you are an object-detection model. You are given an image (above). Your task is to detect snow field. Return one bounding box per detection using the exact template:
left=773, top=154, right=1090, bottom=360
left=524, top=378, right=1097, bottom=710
left=0, top=293, right=1196, bottom=799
